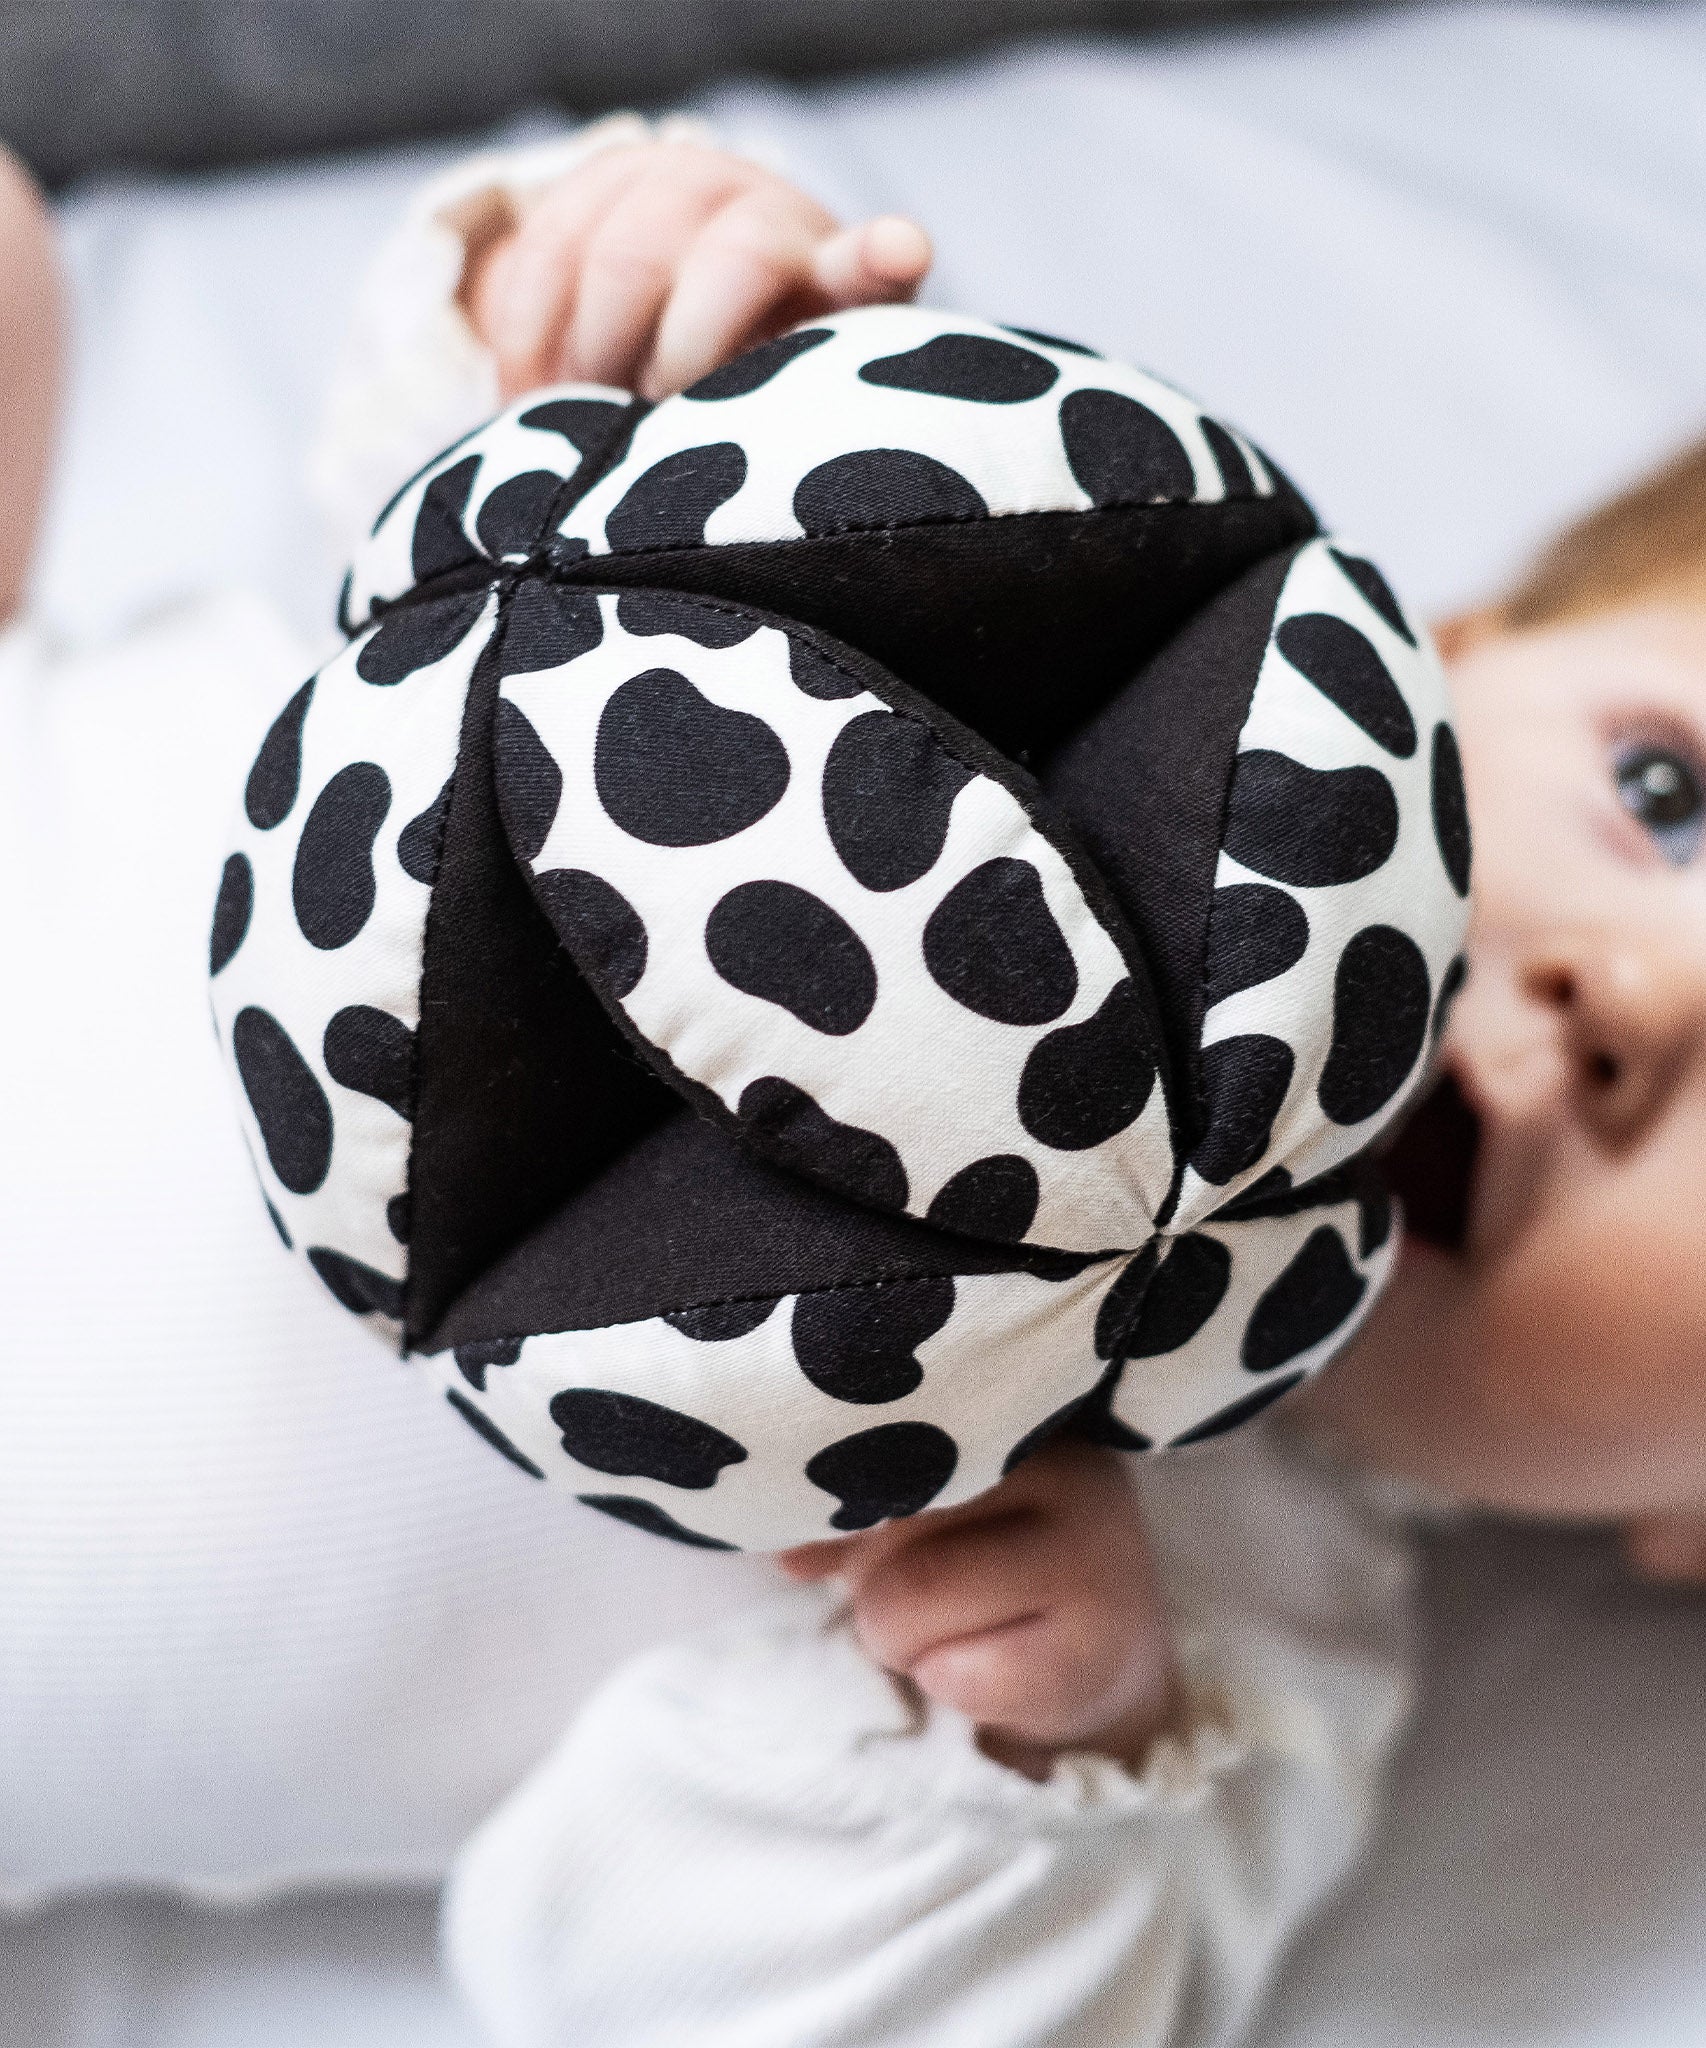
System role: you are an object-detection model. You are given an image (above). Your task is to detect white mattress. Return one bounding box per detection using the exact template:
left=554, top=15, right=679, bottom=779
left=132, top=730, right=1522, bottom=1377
left=10, top=1, right=1706, bottom=2040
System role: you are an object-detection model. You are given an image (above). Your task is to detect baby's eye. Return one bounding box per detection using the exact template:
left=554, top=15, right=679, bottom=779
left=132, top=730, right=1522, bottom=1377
left=1615, top=744, right=1705, bottom=866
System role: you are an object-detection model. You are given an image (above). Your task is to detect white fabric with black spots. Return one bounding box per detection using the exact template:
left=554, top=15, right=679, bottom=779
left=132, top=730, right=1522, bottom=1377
left=1173, top=535, right=1466, bottom=1223
left=428, top=1262, right=1120, bottom=1551
left=213, top=303, right=1468, bottom=1551
left=553, top=307, right=1272, bottom=554
left=210, top=596, right=491, bottom=1321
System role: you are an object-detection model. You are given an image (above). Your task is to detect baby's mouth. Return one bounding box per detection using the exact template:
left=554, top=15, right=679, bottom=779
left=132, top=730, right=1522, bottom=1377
left=1381, top=1069, right=1482, bottom=1256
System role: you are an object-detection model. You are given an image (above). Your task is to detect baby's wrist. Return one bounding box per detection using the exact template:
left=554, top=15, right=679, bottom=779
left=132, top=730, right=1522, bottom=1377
left=1084, top=1659, right=1183, bottom=1774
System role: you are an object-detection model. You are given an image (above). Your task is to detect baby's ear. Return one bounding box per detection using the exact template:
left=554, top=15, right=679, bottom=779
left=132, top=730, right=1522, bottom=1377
left=1431, top=606, right=1505, bottom=663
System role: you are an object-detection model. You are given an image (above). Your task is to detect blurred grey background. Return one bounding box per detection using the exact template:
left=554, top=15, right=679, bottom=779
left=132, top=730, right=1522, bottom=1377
left=0, top=0, right=1346, bottom=184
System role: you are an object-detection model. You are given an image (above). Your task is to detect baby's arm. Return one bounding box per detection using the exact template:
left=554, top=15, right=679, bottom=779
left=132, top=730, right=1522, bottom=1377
left=446, top=1428, right=1412, bottom=2048
left=0, top=146, right=61, bottom=623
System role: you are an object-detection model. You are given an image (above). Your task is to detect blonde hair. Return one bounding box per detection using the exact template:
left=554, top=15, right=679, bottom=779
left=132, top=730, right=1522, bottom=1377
left=1497, top=434, right=1706, bottom=631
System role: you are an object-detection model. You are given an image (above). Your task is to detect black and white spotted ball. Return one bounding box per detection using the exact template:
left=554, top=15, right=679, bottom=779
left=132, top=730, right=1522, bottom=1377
left=212, top=305, right=1469, bottom=1551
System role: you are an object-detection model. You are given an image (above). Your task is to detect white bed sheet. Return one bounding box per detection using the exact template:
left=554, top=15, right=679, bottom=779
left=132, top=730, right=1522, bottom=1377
left=10, top=2, right=1706, bottom=2041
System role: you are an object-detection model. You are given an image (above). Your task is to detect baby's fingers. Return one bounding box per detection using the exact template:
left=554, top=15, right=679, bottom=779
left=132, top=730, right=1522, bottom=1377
left=646, top=203, right=932, bottom=400
left=844, top=1509, right=1063, bottom=1684
left=908, top=1614, right=1079, bottom=1744
left=565, top=160, right=752, bottom=392
left=476, top=147, right=654, bottom=397
left=644, top=186, right=836, bottom=399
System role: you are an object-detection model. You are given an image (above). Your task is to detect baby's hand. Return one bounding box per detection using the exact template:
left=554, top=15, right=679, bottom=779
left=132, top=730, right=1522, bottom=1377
left=461, top=139, right=932, bottom=404
left=782, top=1438, right=1176, bottom=1780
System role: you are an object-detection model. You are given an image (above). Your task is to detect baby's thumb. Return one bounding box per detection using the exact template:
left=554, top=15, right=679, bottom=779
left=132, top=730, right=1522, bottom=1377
left=810, top=215, right=932, bottom=310
left=777, top=1532, right=866, bottom=1582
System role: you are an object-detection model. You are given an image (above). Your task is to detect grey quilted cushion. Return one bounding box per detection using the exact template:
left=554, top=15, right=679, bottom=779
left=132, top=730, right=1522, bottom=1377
left=1, top=0, right=1334, bottom=185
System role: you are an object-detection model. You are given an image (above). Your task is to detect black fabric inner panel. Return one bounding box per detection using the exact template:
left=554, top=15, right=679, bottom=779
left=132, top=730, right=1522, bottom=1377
left=559, top=494, right=1315, bottom=763
left=404, top=613, right=679, bottom=1344
left=425, top=1109, right=1050, bottom=1351
left=1042, top=546, right=1305, bottom=1153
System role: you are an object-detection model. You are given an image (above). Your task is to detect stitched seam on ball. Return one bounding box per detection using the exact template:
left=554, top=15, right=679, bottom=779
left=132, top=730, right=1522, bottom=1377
left=346, top=398, right=650, bottom=636
left=1190, top=540, right=1315, bottom=1161
left=357, top=494, right=1298, bottom=628
left=537, top=395, right=652, bottom=546
left=579, top=491, right=1223, bottom=556
left=434, top=1256, right=1124, bottom=1355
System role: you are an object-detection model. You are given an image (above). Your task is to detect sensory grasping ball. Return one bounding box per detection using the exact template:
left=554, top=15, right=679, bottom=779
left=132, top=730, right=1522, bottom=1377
left=211, top=305, right=1470, bottom=1551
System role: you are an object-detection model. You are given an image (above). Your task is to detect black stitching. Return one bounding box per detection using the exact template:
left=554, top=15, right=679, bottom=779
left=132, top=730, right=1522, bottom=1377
left=414, top=1251, right=1123, bottom=1361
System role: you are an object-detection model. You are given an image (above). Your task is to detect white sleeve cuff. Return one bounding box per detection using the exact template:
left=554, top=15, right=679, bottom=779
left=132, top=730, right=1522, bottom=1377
left=445, top=1434, right=1414, bottom=2048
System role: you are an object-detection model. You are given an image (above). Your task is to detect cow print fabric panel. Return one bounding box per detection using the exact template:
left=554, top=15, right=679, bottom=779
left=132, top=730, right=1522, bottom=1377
left=421, top=1159, right=1395, bottom=1552
left=215, top=304, right=1469, bottom=1549
left=1167, top=536, right=1465, bottom=1227
left=212, top=592, right=496, bottom=1322
left=422, top=1259, right=1131, bottom=1550
left=551, top=304, right=1274, bottom=558
left=495, top=596, right=1175, bottom=1254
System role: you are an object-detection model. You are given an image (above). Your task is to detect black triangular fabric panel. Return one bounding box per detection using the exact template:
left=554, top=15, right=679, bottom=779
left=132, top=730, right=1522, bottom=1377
left=1043, top=545, right=1305, bottom=1157
left=426, top=1110, right=1075, bottom=1354
left=561, top=495, right=1315, bottom=762
left=405, top=619, right=679, bottom=1345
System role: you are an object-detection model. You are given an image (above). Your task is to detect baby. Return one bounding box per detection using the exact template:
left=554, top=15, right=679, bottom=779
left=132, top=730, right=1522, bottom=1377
left=381, top=128, right=1706, bottom=2045
left=6, top=109, right=1698, bottom=2042
left=298, top=124, right=1421, bottom=2048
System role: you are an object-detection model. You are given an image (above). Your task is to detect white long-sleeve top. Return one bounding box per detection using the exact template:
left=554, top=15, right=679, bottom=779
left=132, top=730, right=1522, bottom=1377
left=445, top=1425, right=1415, bottom=2048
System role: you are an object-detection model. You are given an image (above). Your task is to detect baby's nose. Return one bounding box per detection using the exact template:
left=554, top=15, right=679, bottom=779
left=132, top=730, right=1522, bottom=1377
left=1519, top=934, right=1706, bottom=1146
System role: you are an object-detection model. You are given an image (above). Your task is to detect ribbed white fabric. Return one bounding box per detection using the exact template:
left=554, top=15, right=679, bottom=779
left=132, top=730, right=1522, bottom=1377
left=446, top=1426, right=1414, bottom=2048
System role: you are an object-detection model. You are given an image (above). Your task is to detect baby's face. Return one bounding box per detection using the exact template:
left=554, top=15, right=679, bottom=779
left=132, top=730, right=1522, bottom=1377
left=1307, top=600, right=1706, bottom=1521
